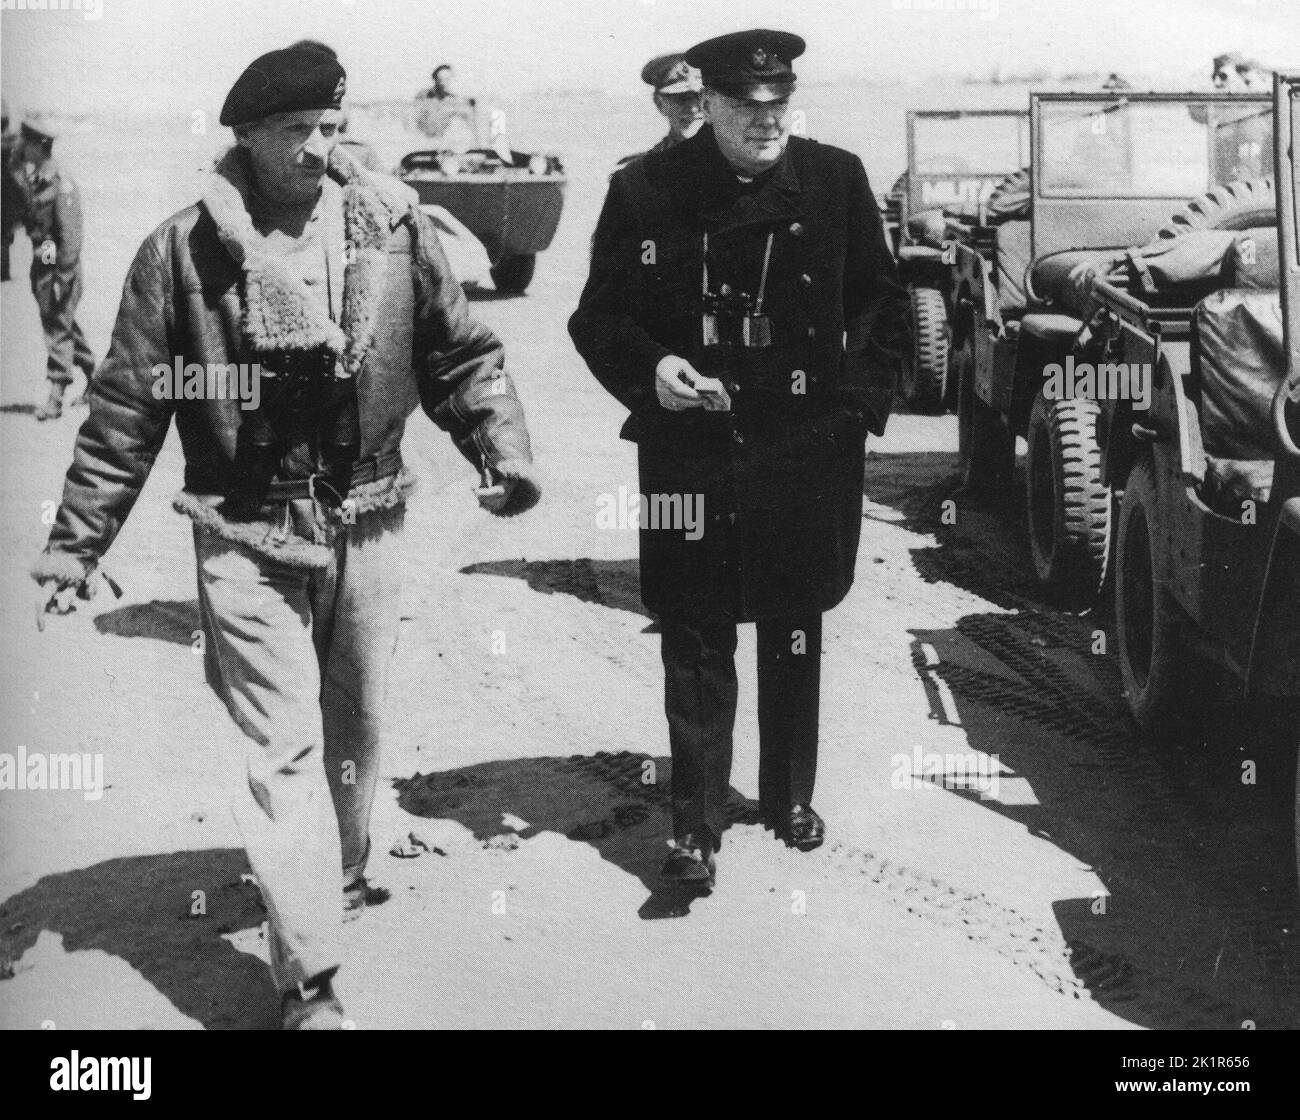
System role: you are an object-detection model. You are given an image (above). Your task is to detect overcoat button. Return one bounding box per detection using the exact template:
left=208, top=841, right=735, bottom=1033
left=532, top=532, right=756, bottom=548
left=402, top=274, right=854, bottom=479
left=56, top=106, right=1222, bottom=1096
left=789, top=222, right=805, bottom=237
left=806, top=326, right=816, bottom=339
left=799, top=273, right=813, bottom=288
left=733, top=430, right=745, bottom=446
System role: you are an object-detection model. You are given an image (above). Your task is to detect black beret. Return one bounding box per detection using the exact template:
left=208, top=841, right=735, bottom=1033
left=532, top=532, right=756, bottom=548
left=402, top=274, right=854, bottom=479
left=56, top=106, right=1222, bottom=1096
left=641, top=53, right=702, bottom=94
left=21, top=119, right=56, bottom=144
left=685, top=29, right=805, bottom=102
left=220, top=46, right=347, bottom=127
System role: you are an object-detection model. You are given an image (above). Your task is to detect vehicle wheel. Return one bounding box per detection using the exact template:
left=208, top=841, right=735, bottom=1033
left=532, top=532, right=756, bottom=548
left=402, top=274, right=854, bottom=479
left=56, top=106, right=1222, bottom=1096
left=1152, top=176, right=1276, bottom=240
left=1115, top=457, right=1208, bottom=732
left=490, top=254, right=537, bottom=294
left=906, top=287, right=950, bottom=414
left=955, top=322, right=1014, bottom=493
left=1025, top=391, right=1111, bottom=601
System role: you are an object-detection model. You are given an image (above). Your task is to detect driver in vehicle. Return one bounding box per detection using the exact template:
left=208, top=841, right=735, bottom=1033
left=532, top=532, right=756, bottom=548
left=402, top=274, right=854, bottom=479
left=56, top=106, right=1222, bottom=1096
left=415, top=64, right=482, bottom=151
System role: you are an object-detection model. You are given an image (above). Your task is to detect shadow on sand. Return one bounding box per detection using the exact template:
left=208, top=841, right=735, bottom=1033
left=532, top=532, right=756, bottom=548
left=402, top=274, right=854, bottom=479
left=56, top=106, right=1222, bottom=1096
left=863, top=443, right=1300, bottom=1027
left=397, top=751, right=759, bottom=919
left=0, top=848, right=275, bottom=1029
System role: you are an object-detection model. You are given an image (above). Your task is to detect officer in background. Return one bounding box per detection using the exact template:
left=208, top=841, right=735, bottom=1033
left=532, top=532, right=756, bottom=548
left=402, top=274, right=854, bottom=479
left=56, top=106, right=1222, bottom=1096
left=617, top=52, right=704, bottom=168
left=570, top=30, right=909, bottom=887
left=20, top=119, right=96, bottom=420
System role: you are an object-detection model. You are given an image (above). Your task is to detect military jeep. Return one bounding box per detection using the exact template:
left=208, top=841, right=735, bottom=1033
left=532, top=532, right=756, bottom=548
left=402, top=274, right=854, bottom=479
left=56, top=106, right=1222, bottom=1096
left=945, top=91, right=1273, bottom=601
left=885, top=110, right=1029, bottom=413
left=1075, top=73, right=1298, bottom=888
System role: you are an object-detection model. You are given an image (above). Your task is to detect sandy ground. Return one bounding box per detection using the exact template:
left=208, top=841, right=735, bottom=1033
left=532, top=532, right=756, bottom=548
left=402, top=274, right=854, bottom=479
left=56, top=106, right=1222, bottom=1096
left=1, top=97, right=1297, bottom=1030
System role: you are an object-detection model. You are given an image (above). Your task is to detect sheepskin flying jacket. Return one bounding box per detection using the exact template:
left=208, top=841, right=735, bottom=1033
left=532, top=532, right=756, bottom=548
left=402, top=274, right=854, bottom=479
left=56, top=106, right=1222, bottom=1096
left=35, top=143, right=538, bottom=579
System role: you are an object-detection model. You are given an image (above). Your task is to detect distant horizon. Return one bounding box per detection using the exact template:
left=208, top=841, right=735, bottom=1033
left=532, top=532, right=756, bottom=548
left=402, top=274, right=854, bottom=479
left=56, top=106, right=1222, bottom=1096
left=6, top=65, right=1242, bottom=122
left=2, top=0, right=1293, bottom=118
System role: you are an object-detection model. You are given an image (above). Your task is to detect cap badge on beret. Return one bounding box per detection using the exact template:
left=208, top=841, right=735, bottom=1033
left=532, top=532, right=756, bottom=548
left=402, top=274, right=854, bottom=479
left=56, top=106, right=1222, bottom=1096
left=334, top=75, right=347, bottom=100
left=752, top=48, right=768, bottom=68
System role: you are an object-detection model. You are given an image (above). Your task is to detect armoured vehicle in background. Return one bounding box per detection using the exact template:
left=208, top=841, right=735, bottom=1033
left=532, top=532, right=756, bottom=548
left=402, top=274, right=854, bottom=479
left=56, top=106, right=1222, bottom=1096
left=398, top=145, right=566, bottom=294
left=885, top=109, right=1029, bottom=412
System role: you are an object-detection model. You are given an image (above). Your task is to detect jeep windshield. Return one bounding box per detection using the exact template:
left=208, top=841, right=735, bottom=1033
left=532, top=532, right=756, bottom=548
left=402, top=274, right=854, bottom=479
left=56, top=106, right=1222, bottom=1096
left=1039, top=96, right=1272, bottom=199
left=913, top=112, right=1029, bottom=176
left=909, top=111, right=1029, bottom=215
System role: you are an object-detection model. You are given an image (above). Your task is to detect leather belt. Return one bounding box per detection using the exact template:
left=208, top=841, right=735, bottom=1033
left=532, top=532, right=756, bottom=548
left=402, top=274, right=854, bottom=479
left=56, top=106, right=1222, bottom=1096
left=265, top=450, right=404, bottom=501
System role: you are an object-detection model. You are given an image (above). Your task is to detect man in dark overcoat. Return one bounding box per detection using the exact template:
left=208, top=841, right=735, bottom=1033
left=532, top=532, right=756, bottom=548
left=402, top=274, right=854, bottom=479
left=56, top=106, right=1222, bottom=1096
left=569, top=29, right=909, bottom=886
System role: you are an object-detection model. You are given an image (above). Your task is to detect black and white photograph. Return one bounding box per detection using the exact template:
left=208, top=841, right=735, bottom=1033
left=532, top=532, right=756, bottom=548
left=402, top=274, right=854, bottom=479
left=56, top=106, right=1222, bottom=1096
left=1, top=0, right=1298, bottom=1060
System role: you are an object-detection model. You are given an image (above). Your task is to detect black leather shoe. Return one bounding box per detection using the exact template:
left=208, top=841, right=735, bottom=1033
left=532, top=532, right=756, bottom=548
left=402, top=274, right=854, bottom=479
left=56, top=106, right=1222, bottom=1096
left=785, top=805, right=825, bottom=851
left=660, top=833, right=717, bottom=887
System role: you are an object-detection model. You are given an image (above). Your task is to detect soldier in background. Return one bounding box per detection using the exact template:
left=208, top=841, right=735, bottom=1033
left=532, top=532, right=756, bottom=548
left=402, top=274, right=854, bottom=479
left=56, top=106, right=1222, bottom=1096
left=2, top=98, right=27, bottom=282
left=1212, top=53, right=1269, bottom=92
left=20, top=119, right=96, bottom=420
left=415, top=64, right=481, bottom=150
left=617, top=53, right=704, bottom=168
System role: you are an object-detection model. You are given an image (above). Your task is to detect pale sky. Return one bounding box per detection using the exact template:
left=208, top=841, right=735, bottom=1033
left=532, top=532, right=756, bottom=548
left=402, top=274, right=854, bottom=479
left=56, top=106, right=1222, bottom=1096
left=2, top=0, right=1297, bottom=115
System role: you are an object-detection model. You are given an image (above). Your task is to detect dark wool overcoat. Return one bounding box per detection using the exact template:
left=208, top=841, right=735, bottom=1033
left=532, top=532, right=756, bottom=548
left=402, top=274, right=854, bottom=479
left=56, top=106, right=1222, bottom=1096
left=570, top=125, right=909, bottom=620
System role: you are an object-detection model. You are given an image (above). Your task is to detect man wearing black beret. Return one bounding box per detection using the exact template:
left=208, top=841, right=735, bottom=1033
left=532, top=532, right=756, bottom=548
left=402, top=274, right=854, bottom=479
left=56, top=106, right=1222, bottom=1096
left=32, top=44, right=540, bottom=1027
left=571, top=30, right=909, bottom=887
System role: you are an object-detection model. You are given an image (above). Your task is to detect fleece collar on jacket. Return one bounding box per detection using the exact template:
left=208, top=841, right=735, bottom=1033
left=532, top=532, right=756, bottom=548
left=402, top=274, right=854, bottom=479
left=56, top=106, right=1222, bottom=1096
left=202, top=143, right=412, bottom=377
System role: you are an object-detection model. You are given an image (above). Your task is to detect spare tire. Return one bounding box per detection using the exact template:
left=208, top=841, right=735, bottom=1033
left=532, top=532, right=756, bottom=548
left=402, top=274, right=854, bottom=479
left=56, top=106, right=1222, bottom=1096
left=1153, top=177, right=1275, bottom=240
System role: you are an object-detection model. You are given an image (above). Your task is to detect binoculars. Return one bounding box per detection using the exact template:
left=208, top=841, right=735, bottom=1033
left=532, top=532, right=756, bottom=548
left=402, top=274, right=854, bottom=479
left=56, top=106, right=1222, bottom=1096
left=230, top=352, right=360, bottom=515
left=701, top=289, right=772, bottom=349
